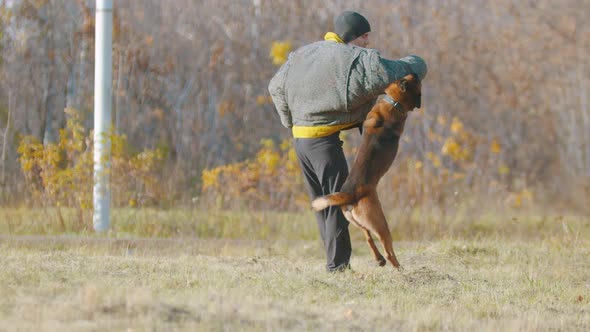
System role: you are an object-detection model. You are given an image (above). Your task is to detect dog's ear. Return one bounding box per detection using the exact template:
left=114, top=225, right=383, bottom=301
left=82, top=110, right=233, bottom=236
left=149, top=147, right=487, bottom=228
left=398, top=74, right=417, bottom=93
left=398, top=78, right=407, bottom=93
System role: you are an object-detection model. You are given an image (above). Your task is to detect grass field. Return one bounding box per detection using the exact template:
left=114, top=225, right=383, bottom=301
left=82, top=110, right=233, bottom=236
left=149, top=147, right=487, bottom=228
left=1, top=217, right=589, bottom=331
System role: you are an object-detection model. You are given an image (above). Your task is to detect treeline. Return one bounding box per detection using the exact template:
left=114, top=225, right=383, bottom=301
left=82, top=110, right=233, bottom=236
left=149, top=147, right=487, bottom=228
left=0, top=0, right=588, bottom=212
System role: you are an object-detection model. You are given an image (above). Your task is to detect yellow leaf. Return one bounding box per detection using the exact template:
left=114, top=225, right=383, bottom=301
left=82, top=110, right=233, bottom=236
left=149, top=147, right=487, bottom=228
left=279, top=139, right=291, bottom=151
left=498, top=164, right=510, bottom=175
left=441, top=137, right=460, bottom=156
left=152, top=108, right=164, bottom=120
left=414, top=161, right=423, bottom=170
left=490, top=140, right=502, bottom=154
left=260, top=138, right=274, bottom=149
left=428, top=129, right=440, bottom=142
left=217, top=101, right=234, bottom=117
left=452, top=172, right=466, bottom=180
left=450, top=117, right=464, bottom=134
left=521, top=188, right=533, bottom=200
left=270, top=41, right=292, bottom=66
left=427, top=152, right=442, bottom=168
left=256, top=95, right=272, bottom=105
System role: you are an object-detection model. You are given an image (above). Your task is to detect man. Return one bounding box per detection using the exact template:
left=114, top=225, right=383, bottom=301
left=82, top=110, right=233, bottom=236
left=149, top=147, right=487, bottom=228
left=269, top=11, right=427, bottom=272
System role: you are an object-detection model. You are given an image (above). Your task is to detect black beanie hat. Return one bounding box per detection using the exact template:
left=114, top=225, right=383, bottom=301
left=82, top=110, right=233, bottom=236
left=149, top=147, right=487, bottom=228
left=334, top=11, right=371, bottom=43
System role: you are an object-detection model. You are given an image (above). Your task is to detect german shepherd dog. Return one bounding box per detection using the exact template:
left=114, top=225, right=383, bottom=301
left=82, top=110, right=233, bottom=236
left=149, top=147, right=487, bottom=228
left=312, top=74, right=422, bottom=270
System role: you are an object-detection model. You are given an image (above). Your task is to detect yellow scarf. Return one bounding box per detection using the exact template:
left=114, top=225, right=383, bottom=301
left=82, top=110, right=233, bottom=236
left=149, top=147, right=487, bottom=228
left=323, top=32, right=345, bottom=43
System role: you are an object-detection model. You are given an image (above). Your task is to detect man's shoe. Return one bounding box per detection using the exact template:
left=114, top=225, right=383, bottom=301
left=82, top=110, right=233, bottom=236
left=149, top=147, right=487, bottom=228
left=327, top=263, right=351, bottom=273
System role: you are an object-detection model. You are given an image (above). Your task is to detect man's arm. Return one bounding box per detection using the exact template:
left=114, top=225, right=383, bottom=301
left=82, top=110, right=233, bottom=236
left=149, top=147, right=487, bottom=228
left=380, top=54, right=428, bottom=82
left=268, top=61, right=293, bottom=128
left=361, top=51, right=427, bottom=98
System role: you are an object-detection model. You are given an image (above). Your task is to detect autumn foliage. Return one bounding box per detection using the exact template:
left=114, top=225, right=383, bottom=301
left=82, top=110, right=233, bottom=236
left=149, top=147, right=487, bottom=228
left=17, top=109, right=165, bottom=209
left=0, top=0, right=587, bottom=214
left=201, top=139, right=307, bottom=211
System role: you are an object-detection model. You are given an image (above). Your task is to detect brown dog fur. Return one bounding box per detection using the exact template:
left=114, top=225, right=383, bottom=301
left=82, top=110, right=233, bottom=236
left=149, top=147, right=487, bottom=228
left=311, top=74, right=422, bottom=270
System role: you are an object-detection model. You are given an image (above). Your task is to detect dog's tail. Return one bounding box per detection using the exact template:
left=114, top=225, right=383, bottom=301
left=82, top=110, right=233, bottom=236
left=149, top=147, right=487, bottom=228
left=311, top=192, right=355, bottom=211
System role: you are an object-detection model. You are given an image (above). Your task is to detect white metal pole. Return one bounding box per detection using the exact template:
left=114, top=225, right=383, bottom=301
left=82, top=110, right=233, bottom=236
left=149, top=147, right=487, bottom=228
left=93, top=0, right=113, bottom=232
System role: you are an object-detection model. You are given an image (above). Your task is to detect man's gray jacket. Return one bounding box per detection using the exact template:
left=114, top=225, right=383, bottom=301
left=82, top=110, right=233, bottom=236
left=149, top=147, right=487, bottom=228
left=268, top=40, right=427, bottom=137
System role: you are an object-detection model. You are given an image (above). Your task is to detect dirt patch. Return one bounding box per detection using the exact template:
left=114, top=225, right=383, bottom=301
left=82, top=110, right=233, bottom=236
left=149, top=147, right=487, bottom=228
left=403, top=266, right=457, bottom=285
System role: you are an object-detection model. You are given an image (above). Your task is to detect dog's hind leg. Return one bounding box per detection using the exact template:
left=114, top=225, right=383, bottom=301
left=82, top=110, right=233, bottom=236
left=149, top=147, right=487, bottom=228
left=374, top=226, right=401, bottom=270
left=370, top=212, right=401, bottom=269
left=342, top=206, right=386, bottom=266
left=362, top=228, right=386, bottom=266
left=356, top=193, right=402, bottom=270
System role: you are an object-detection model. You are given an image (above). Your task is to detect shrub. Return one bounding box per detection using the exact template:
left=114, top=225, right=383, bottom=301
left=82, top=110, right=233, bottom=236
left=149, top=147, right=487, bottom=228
left=201, top=138, right=308, bottom=211
left=17, top=108, right=165, bottom=210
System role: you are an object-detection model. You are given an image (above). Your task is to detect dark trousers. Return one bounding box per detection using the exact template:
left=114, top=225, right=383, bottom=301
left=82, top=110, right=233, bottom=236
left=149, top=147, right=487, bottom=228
left=294, top=133, right=352, bottom=271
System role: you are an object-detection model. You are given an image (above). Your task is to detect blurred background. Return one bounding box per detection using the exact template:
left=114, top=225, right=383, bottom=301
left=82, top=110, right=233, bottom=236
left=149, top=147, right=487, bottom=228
left=0, top=0, right=588, bottom=218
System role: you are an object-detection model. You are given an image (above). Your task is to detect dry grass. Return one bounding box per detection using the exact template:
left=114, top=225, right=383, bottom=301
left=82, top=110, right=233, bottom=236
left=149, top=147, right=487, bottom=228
left=0, top=233, right=589, bottom=331
left=1, top=207, right=588, bottom=241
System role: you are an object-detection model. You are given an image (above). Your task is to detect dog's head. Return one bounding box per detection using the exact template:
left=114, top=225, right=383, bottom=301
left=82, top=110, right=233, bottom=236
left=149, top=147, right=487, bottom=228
left=384, top=74, right=422, bottom=111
